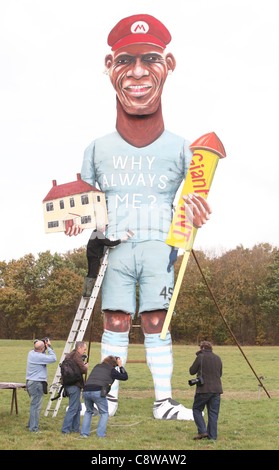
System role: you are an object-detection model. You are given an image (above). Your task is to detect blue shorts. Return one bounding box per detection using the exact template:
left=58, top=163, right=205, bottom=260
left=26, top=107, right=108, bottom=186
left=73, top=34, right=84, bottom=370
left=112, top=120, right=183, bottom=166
left=102, top=241, right=174, bottom=316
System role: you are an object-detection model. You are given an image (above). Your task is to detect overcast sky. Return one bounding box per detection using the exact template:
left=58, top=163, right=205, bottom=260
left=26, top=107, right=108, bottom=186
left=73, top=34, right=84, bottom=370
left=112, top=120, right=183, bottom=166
left=1, top=0, right=278, bottom=262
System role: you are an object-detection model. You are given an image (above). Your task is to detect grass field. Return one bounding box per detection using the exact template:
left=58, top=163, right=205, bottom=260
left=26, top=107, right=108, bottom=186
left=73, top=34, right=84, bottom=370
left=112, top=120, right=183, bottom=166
left=0, top=340, right=278, bottom=451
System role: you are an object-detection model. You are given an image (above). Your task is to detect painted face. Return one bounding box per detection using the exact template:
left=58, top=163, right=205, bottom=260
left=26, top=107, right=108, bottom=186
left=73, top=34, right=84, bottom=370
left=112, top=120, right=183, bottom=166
left=106, top=44, right=173, bottom=116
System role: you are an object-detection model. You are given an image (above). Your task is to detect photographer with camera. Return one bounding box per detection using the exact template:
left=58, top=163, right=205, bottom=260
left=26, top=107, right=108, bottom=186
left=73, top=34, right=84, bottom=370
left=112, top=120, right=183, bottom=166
left=80, top=356, right=128, bottom=438
left=26, top=337, right=56, bottom=433
left=189, top=341, right=223, bottom=441
left=61, top=341, right=88, bottom=434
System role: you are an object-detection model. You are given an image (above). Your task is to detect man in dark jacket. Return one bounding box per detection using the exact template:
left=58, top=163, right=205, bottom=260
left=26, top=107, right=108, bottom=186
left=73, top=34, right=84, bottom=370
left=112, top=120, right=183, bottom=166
left=83, top=227, right=131, bottom=297
left=189, top=341, right=223, bottom=441
left=61, top=341, right=88, bottom=434
left=80, top=355, right=128, bottom=438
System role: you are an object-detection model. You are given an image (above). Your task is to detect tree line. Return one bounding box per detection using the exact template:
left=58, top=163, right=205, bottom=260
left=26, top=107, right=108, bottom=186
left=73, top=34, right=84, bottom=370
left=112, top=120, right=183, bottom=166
left=0, top=243, right=278, bottom=345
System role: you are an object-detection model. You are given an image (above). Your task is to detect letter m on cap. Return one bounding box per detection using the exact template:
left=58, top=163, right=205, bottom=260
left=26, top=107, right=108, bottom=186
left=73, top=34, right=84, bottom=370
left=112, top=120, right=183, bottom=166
left=131, top=21, right=149, bottom=34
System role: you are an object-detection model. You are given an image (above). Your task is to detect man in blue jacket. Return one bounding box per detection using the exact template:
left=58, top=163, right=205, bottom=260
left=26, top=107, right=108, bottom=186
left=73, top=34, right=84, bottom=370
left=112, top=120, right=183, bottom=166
left=26, top=338, right=56, bottom=432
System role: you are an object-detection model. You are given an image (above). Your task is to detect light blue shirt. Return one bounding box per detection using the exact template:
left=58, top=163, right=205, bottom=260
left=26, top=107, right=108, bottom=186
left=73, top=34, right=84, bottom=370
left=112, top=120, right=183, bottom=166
left=81, top=130, right=192, bottom=242
left=26, top=348, right=57, bottom=381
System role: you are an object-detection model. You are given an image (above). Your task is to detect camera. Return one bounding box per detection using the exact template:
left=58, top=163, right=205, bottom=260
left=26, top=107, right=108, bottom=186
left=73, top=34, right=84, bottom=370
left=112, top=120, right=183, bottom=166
left=34, top=337, right=49, bottom=345
left=100, top=385, right=111, bottom=397
left=188, top=377, right=204, bottom=387
left=41, top=337, right=49, bottom=344
left=81, top=354, right=88, bottom=363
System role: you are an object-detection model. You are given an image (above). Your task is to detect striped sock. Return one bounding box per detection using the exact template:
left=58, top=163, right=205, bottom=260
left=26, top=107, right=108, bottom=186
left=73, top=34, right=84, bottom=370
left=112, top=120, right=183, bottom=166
left=144, top=331, right=173, bottom=401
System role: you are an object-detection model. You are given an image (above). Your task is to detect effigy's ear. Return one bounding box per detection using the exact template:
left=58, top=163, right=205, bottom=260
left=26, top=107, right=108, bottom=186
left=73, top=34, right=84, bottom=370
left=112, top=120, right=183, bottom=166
left=105, top=54, right=113, bottom=71
left=165, top=52, right=176, bottom=73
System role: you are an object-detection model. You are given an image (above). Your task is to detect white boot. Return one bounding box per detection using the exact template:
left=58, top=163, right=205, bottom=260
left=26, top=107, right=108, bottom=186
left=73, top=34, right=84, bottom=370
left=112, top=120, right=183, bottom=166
left=153, top=398, right=194, bottom=420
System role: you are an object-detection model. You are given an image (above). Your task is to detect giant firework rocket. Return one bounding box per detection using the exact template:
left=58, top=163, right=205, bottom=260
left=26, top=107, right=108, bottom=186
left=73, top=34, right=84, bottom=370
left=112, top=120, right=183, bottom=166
left=160, top=132, right=226, bottom=340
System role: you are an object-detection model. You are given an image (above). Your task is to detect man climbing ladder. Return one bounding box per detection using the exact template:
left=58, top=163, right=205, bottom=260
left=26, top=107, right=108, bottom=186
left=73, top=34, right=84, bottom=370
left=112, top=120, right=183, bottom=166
left=83, top=226, right=133, bottom=297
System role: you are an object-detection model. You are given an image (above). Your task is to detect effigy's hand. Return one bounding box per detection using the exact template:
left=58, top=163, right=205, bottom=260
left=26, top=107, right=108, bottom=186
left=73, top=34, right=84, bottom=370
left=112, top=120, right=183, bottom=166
left=183, top=193, right=212, bottom=229
left=64, top=224, right=83, bottom=237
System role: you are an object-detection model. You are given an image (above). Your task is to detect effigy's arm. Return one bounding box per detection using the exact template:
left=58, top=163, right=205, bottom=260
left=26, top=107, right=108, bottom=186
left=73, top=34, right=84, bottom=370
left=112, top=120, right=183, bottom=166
left=160, top=132, right=226, bottom=340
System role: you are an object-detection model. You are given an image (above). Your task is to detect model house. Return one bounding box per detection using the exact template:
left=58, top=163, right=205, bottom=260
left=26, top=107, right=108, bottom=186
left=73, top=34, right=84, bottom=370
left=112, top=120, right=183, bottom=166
left=42, top=173, right=108, bottom=233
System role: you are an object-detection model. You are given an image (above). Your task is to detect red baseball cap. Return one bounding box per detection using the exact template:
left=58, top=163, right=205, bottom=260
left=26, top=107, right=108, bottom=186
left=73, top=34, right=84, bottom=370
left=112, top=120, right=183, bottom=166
left=107, top=14, right=172, bottom=51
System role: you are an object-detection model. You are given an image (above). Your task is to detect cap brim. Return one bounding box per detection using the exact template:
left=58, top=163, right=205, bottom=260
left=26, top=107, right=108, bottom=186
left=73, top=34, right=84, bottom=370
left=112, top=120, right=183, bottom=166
left=111, top=34, right=166, bottom=51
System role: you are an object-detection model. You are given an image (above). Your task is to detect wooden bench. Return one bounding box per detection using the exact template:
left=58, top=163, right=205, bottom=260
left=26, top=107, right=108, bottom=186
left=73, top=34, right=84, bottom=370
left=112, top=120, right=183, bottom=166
left=0, top=382, right=26, bottom=414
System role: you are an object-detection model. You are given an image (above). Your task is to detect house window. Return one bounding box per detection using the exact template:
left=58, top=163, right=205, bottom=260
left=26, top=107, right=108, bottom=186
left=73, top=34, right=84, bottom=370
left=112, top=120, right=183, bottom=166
left=46, top=202, right=54, bottom=212
left=81, top=194, right=89, bottom=205
left=70, top=197, right=75, bottom=208
left=59, top=200, right=64, bottom=209
left=48, top=221, right=59, bottom=228
left=81, top=216, right=92, bottom=224
left=97, top=195, right=101, bottom=202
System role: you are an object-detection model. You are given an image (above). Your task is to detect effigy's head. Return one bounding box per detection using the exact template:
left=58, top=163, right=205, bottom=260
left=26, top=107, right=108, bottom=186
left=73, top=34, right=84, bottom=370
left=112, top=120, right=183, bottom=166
left=105, top=14, right=176, bottom=116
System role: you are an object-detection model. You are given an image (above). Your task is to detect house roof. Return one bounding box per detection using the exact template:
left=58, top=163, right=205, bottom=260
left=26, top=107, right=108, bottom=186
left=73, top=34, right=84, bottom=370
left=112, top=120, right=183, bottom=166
left=42, top=173, right=101, bottom=202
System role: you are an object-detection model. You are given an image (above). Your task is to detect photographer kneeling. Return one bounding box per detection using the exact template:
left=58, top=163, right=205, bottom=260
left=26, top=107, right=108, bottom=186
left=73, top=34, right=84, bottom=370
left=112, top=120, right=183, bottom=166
left=189, top=341, right=223, bottom=441
left=80, top=356, right=128, bottom=438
